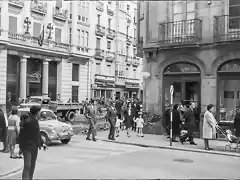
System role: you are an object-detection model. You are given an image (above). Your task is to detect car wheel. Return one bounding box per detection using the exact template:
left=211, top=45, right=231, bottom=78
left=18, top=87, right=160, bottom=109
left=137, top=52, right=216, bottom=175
left=61, top=138, right=71, bottom=144
left=40, top=132, right=50, bottom=146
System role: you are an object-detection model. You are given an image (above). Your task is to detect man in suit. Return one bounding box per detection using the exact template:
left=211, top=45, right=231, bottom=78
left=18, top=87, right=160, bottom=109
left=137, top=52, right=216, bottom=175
left=107, top=101, right=117, bottom=140
left=84, top=99, right=98, bottom=141
left=0, top=107, right=9, bottom=153
left=181, top=102, right=197, bottom=145
left=19, top=106, right=47, bottom=180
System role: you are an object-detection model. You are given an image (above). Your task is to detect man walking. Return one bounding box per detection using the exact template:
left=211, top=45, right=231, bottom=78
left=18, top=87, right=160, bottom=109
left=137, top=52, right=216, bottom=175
left=0, top=107, right=9, bottom=153
left=19, top=106, right=47, bottom=180
left=107, top=101, right=117, bottom=140
left=181, top=102, right=197, bottom=145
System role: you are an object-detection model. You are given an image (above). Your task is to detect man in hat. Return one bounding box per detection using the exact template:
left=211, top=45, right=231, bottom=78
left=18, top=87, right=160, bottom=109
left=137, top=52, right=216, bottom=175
left=107, top=101, right=117, bottom=140
left=0, top=106, right=9, bottom=153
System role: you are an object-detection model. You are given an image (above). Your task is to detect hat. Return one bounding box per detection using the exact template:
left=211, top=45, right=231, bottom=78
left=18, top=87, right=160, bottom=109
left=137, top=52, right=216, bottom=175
left=30, top=105, right=41, bottom=115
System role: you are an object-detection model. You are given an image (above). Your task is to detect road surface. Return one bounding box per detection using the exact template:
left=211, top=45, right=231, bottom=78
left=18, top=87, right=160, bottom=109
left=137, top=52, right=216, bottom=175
left=4, top=135, right=240, bottom=179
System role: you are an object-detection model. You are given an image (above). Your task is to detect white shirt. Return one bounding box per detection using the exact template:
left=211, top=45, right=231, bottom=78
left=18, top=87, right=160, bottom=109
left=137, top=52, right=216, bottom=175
left=4, top=113, right=8, bottom=127
left=115, top=119, right=123, bottom=128
left=134, top=117, right=144, bottom=128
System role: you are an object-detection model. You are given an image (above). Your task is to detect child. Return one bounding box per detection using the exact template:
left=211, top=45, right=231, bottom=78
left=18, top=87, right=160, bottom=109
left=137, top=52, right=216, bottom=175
left=226, top=129, right=237, bottom=142
left=115, top=117, right=123, bottom=137
left=134, top=114, right=144, bottom=137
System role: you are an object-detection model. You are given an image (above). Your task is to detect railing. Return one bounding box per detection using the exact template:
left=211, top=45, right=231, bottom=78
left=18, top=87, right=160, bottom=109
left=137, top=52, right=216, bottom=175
left=126, top=35, right=133, bottom=44
left=106, top=51, right=115, bottom=58
left=106, top=28, right=115, bottom=39
left=132, top=57, right=140, bottom=66
left=214, top=15, right=240, bottom=42
left=125, top=56, right=132, bottom=64
left=95, top=24, right=105, bottom=36
left=9, top=0, right=24, bottom=7
left=126, top=78, right=140, bottom=85
left=107, top=5, right=114, bottom=16
left=53, top=7, right=67, bottom=21
left=94, top=48, right=104, bottom=59
left=30, top=1, right=47, bottom=14
left=96, top=1, right=104, bottom=11
left=95, top=74, right=115, bottom=82
left=115, top=76, right=126, bottom=85
left=159, top=19, right=202, bottom=46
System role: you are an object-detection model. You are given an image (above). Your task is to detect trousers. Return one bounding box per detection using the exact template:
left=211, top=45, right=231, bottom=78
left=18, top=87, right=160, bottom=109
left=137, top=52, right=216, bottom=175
left=22, top=148, right=38, bottom=180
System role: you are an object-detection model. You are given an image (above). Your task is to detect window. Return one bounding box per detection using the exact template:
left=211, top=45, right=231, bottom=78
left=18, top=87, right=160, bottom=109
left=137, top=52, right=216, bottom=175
left=134, top=28, right=136, bottom=39
left=119, top=42, right=125, bottom=54
left=78, top=15, right=81, bottom=21
left=134, top=8, right=137, bottom=23
left=108, top=18, right=111, bottom=29
left=186, top=1, right=195, bottom=35
left=70, top=2, right=72, bottom=19
left=97, top=14, right=101, bottom=25
left=72, top=86, right=79, bottom=103
left=133, top=69, right=136, bottom=78
left=81, top=30, right=84, bottom=46
left=229, top=0, right=240, bottom=29
left=9, top=16, right=17, bottom=33
left=77, top=29, right=80, bottom=45
left=96, top=63, right=101, bottom=74
left=119, top=2, right=124, bottom=11
left=69, top=28, right=72, bottom=44
left=82, top=16, right=85, bottom=22
left=173, top=2, right=183, bottom=37
left=107, top=65, right=111, bottom=74
left=86, top=31, right=89, bottom=47
left=72, top=64, right=79, bottom=81
left=133, top=48, right=137, bottom=56
left=106, top=90, right=111, bottom=99
left=126, top=26, right=129, bottom=35
left=33, top=22, right=41, bottom=37
left=86, top=18, right=88, bottom=23
left=0, top=8, right=1, bottom=36
left=55, top=28, right=62, bottom=42
left=115, top=63, right=124, bottom=77
left=107, top=41, right=111, bottom=50
left=96, top=38, right=101, bottom=49
left=125, top=67, right=129, bottom=76
left=127, top=4, right=130, bottom=13
left=126, top=46, right=129, bottom=56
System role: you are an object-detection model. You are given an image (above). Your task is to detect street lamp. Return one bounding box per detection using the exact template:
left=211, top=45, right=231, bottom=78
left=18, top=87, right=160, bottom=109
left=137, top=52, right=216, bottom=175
left=24, top=17, right=31, bottom=35
left=47, top=23, right=54, bottom=39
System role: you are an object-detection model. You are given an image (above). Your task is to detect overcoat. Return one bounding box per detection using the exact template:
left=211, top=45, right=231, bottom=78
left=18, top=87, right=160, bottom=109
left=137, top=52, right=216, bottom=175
left=202, top=110, right=217, bottom=139
left=234, top=113, right=240, bottom=137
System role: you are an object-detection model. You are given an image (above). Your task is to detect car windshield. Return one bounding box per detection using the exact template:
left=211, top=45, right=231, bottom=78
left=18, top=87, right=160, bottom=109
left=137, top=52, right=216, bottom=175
left=39, top=111, right=57, bottom=121
left=29, top=98, right=42, bottom=103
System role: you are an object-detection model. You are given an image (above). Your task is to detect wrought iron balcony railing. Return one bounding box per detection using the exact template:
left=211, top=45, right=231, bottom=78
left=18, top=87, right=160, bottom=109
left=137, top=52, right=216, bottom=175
left=96, top=1, right=104, bottom=12
left=95, top=24, right=105, bottom=37
left=30, top=1, right=47, bottom=15
left=126, top=35, right=133, bottom=45
left=107, top=5, right=114, bottom=16
left=94, top=48, right=104, bottom=60
left=214, top=15, right=240, bottom=42
left=106, top=51, right=115, bottom=62
left=106, top=28, right=115, bottom=40
left=158, top=18, right=202, bottom=46
left=53, top=7, right=67, bottom=22
left=9, top=0, right=24, bottom=8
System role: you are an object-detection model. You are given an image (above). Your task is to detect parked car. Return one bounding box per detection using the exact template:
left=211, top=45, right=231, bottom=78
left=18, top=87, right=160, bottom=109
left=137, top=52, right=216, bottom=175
left=18, top=107, right=74, bottom=145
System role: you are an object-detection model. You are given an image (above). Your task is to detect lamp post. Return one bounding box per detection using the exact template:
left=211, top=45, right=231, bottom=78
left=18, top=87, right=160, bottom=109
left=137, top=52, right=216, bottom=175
left=47, top=23, right=54, bottom=39
left=170, top=85, right=174, bottom=146
left=24, top=17, right=31, bottom=35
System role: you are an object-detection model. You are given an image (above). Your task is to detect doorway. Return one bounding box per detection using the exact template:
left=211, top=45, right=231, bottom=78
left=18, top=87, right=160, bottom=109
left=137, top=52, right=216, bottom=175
left=28, top=82, right=42, bottom=96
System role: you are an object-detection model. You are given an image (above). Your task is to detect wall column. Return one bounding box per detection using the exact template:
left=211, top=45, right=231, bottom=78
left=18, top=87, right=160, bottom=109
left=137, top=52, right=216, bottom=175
left=20, top=56, right=28, bottom=100
left=42, top=60, right=49, bottom=97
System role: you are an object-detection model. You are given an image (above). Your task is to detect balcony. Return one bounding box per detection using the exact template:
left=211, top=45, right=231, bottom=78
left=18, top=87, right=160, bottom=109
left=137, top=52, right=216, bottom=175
left=8, top=32, right=71, bottom=53
left=30, top=1, right=47, bottom=16
left=133, top=38, right=137, bottom=47
left=126, top=35, right=133, bottom=45
left=95, top=24, right=105, bottom=37
left=125, top=56, right=132, bottom=65
left=214, top=15, right=240, bottom=43
left=96, top=1, right=104, bottom=12
left=53, top=7, right=67, bottom=22
left=8, top=0, right=24, bottom=9
left=132, top=57, right=140, bottom=66
left=126, top=78, right=140, bottom=86
left=106, top=28, right=115, bottom=40
left=95, top=74, right=115, bottom=84
left=75, top=46, right=90, bottom=56
left=107, top=5, right=114, bottom=16
left=115, top=76, right=126, bottom=86
left=127, top=17, right=132, bottom=24
left=106, top=51, right=115, bottom=62
left=94, top=48, right=104, bottom=60
left=158, top=19, right=202, bottom=48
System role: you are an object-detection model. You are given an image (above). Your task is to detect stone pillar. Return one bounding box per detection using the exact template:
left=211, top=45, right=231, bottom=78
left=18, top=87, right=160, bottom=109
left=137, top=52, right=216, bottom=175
left=42, top=60, right=49, bottom=97
left=20, top=56, right=28, bottom=100
left=71, top=2, right=78, bottom=52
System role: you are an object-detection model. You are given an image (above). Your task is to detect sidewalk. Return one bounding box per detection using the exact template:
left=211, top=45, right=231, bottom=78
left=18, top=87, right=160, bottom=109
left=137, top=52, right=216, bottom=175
left=96, top=131, right=240, bottom=157
left=0, top=144, right=23, bottom=178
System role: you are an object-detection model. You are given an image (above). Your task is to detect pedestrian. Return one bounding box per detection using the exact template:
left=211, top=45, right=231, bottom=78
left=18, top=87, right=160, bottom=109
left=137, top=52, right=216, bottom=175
left=106, top=101, right=117, bottom=140
left=181, top=102, right=197, bottom=145
left=234, top=108, right=240, bottom=146
left=203, top=104, right=217, bottom=150
left=115, top=97, right=122, bottom=121
left=134, top=113, right=144, bottom=137
left=121, top=101, right=127, bottom=131
left=115, top=116, right=123, bottom=137
left=172, top=104, right=181, bottom=142
left=6, top=106, right=21, bottom=158
left=123, top=102, right=135, bottom=137
left=0, top=107, right=9, bottom=153
left=132, top=101, right=138, bottom=132
left=84, top=99, right=98, bottom=141
left=18, top=106, right=47, bottom=180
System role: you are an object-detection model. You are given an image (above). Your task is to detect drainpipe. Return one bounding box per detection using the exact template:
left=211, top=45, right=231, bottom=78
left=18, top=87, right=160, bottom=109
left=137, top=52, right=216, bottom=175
left=87, top=59, right=90, bottom=99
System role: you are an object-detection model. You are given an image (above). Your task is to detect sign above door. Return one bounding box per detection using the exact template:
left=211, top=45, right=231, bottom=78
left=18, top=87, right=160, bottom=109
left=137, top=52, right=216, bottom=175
left=164, top=63, right=200, bottom=74
left=219, top=60, right=240, bottom=72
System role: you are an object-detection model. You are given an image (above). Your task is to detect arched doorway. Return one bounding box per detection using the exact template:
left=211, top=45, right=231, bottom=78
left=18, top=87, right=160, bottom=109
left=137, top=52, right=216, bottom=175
left=162, top=62, right=201, bottom=132
left=217, top=59, right=240, bottom=122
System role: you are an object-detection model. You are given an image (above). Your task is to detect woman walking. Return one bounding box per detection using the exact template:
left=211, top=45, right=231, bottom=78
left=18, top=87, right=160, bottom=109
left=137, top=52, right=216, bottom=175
left=123, top=102, right=135, bottom=137
left=6, top=106, right=21, bottom=158
left=234, top=109, right=240, bottom=146
left=203, top=104, right=217, bottom=150
left=172, top=104, right=181, bottom=142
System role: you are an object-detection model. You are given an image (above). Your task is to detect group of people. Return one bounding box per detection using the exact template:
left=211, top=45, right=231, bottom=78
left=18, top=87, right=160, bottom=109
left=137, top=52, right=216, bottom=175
left=0, top=105, right=47, bottom=180
left=84, top=97, right=143, bottom=141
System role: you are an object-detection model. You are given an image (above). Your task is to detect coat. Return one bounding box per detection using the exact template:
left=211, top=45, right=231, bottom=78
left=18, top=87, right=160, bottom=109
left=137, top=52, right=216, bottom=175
left=172, top=109, right=181, bottom=136
left=183, top=108, right=197, bottom=133
left=202, top=110, right=217, bottom=139
left=234, top=113, right=240, bottom=137
left=107, top=106, right=117, bottom=125
left=84, top=105, right=98, bottom=125
left=123, top=107, right=135, bottom=129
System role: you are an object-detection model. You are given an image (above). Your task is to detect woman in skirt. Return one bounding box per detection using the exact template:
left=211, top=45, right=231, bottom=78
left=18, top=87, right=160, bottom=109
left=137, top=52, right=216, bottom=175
left=7, top=106, right=21, bottom=158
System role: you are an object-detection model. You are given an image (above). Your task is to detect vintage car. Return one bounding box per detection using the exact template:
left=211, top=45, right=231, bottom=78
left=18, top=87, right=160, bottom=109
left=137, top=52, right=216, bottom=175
left=18, top=107, right=74, bottom=145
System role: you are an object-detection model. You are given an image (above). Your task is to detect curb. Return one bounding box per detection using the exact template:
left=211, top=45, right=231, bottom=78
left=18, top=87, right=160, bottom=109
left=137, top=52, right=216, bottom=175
left=0, top=167, right=23, bottom=178
left=98, top=138, right=240, bottom=157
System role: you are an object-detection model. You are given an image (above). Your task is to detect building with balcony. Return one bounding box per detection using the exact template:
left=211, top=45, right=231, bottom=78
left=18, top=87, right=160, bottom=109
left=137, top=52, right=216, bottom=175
left=142, top=0, right=240, bottom=135
left=0, top=0, right=93, bottom=109
left=91, top=1, right=143, bottom=101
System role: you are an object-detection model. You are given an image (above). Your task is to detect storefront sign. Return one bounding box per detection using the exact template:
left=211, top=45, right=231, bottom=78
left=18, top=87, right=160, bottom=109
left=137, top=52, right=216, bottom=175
left=164, top=63, right=199, bottom=74
left=220, top=62, right=240, bottom=72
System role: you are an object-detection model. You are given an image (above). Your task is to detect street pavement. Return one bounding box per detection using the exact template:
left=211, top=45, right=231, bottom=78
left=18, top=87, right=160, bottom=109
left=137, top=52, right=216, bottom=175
left=2, top=134, right=240, bottom=179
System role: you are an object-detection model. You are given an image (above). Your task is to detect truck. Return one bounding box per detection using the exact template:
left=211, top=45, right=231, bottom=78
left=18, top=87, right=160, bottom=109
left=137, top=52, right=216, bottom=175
left=19, top=96, right=83, bottom=121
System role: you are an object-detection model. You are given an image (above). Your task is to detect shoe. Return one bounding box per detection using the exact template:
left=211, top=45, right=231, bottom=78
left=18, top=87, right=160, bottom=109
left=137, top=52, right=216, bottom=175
left=86, top=137, right=91, bottom=141
left=209, top=148, right=214, bottom=150
left=172, top=140, right=178, bottom=142
left=180, top=138, right=184, bottom=144
left=0, top=149, right=5, bottom=152
left=10, top=156, right=18, bottom=159
left=92, top=139, right=97, bottom=141
left=190, top=142, right=197, bottom=145
left=205, top=148, right=210, bottom=151
left=108, top=137, right=111, bottom=140
left=116, top=134, right=119, bottom=137
left=111, top=138, right=116, bottom=141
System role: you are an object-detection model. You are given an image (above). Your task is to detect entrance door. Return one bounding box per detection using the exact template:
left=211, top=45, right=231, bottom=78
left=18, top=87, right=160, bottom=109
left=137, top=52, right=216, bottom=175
left=29, top=82, right=41, bottom=96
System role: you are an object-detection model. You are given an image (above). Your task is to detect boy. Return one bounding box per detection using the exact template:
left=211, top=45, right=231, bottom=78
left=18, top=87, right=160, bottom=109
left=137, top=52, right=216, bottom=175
left=134, top=114, right=144, bottom=137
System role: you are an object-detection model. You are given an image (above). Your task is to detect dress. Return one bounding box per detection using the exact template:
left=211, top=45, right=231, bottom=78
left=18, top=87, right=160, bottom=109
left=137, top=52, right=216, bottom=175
left=124, top=107, right=135, bottom=129
left=7, top=114, right=20, bottom=146
left=202, top=110, right=217, bottom=139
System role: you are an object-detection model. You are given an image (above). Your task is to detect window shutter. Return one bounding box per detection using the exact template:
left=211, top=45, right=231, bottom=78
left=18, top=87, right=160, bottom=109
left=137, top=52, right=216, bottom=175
left=33, top=22, right=41, bottom=37
left=9, top=16, right=18, bottom=33
left=55, top=28, right=62, bottom=42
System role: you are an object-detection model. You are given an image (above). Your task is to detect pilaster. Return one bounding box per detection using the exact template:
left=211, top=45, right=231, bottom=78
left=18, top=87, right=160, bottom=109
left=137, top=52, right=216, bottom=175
left=19, top=56, right=29, bottom=100
left=42, top=59, right=50, bottom=97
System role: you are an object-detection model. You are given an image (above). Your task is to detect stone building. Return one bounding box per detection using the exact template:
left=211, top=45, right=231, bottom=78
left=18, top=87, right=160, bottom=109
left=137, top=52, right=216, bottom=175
left=141, top=0, right=240, bottom=126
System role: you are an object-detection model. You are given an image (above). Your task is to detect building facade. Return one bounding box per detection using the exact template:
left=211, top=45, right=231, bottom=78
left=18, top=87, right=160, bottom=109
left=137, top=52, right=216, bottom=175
left=91, top=1, right=143, bottom=101
left=0, top=0, right=92, bottom=111
left=142, top=0, right=240, bottom=124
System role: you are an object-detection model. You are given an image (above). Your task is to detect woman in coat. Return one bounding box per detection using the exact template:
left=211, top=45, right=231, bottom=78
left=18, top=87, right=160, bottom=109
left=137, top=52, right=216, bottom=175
left=234, top=109, right=240, bottom=145
left=123, top=102, right=135, bottom=137
left=203, top=104, right=217, bottom=150
left=172, top=104, right=181, bottom=142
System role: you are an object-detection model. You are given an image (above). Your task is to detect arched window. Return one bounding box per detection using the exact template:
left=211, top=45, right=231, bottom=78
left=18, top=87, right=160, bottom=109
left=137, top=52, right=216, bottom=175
left=164, top=63, right=200, bottom=74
